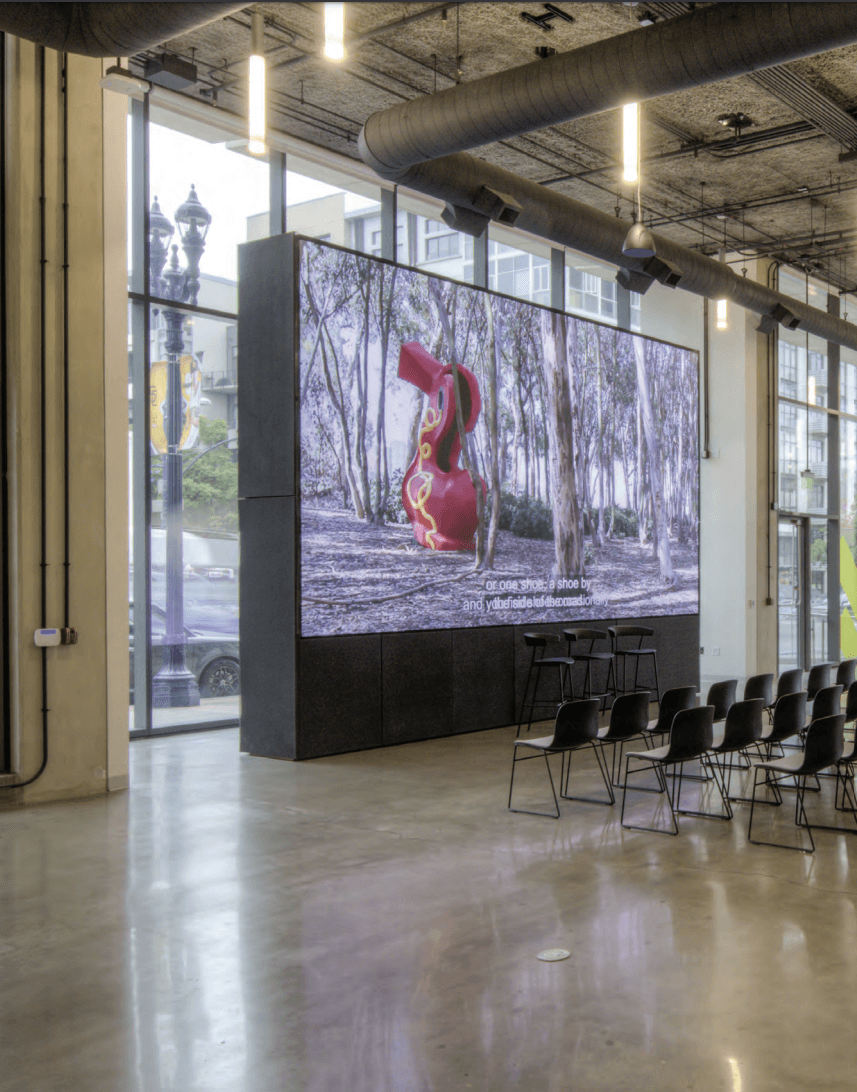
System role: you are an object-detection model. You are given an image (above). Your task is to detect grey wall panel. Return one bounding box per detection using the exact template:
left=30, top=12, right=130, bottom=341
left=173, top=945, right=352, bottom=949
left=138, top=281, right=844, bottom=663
left=239, top=496, right=296, bottom=759
left=297, top=635, right=383, bottom=758
left=452, top=626, right=515, bottom=733
left=237, top=233, right=296, bottom=500
left=382, top=629, right=453, bottom=744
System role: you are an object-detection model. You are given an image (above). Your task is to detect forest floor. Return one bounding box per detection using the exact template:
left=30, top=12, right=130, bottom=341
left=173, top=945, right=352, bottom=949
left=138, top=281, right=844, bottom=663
left=300, top=503, right=699, bottom=636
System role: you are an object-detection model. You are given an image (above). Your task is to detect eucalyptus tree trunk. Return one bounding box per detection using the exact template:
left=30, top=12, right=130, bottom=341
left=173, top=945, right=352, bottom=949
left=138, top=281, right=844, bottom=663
left=541, top=309, right=583, bottom=578
left=483, top=293, right=501, bottom=568
left=633, top=336, right=676, bottom=587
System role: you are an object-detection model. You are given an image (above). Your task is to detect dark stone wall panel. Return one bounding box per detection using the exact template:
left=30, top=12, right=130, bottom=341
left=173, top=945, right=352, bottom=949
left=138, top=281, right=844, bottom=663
left=237, top=234, right=296, bottom=500
left=382, top=630, right=453, bottom=744
left=239, top=496, right=296, bottom=759
left=297, top=635, right=382, bottom=758
left=452, top=626, right=515, bottom=733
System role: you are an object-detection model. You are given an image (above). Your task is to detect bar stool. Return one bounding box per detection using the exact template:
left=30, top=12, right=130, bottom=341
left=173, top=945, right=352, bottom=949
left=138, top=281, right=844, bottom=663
left=608, top=625, right=660, bottom=702
left=563, top=627, right=615, bottom=709
left=517, top=632, right=575, bottom=738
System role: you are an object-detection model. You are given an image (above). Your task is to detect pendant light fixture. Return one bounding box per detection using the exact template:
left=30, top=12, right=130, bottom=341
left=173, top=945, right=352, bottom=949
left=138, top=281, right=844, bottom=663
left=248, top=8, right=266, bottom=155
left=324, top=2, right=346, bottom=61
left=621, top=101, right=656, bottom=259
left=715, top=230, right=728, bottom=331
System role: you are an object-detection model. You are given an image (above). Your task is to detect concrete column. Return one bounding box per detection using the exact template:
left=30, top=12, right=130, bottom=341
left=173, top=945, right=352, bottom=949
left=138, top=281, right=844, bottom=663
left=1, top=42, right=128, bottom=804
left=550, top=248, right=564, bottom=311
left=473, top=230, right=488, bottom=288
left=269, top=151, right=286, bottom=235
left=380, top=187, right=397, bottom=262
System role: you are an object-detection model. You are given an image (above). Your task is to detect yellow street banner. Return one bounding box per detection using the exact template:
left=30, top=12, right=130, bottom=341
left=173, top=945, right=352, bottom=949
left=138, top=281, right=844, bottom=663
left=840, top=535, right=857, bottom=657
left=150, top=355, right=202, bottom=454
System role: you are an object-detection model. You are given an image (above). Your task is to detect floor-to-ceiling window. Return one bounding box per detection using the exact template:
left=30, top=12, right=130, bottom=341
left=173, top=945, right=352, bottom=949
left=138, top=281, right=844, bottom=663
left=775, top=268, right=842, bottom=672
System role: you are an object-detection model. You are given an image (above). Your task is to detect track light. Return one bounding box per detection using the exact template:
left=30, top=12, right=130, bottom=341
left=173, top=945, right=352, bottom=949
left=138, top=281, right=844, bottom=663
left=623, top=102, right=639, bottom=184
left=716, top=298, right=728, bottom=330
left=248, top=8, right=266, bottom=155
left=324, top=2, right=346, bottom=61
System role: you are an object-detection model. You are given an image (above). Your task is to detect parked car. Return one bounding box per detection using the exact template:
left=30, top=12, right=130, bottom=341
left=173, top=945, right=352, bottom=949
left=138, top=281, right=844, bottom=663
left=129, top=603, right=240, bottom=701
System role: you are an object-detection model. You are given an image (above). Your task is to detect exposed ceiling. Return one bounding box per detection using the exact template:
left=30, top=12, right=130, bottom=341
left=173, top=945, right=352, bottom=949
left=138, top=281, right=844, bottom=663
left=129, top=2, right=857, bottom=293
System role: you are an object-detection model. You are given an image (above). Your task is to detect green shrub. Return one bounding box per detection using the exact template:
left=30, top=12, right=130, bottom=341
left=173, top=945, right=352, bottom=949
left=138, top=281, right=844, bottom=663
left=509, top=496, right=554, bottom=540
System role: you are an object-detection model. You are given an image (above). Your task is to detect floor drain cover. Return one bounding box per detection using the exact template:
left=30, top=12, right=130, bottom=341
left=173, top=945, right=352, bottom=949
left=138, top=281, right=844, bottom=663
left=537, top=948, right=570, bottom=962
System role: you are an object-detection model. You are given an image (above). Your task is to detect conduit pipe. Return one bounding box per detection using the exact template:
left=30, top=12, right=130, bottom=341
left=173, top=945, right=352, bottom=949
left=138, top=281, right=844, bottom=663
left=0, top=3, right=245, bottom=58
left=388, top=151, right=857, bottom=351
left=359, top=3, right=857, bottom=177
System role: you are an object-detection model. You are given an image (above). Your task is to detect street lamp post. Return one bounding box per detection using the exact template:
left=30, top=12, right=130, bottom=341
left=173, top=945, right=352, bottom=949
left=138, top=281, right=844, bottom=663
left=149, top=186, right=211, bottom=708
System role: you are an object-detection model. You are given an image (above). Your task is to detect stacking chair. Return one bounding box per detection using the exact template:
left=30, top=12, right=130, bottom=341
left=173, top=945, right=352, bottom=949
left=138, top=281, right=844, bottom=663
left=608, top=625, right=661, bottom=702
left=774, top=668, right=804, bottom=703
left=706, top=678, right=738, bottom=723
left=836, top=659, right=857, bottom=691
left=641, top=686, right=697, bottom=747
left=758, top=690, right=807, bottom=759
left=845, top=681, right=857, bottom=727
left=767, top=667, right=803, bottom=724
left=595, top=690, right=650, bottom=796
left=806, top=662, right=834, bottom=702
left=748, top=714, right=847, bottom=853
left=563, top=628, right=615, bottom=708
left=517, top=632, right=576, bottom=737
left=621, top=705, right=725, bottom=835
left=509, top=698, right=609, bottom=818
left=708, top=697, right=766, bottom=805
left=809, top=684, right=843, bottom=725
left=744, top=673, right=774, bottom=706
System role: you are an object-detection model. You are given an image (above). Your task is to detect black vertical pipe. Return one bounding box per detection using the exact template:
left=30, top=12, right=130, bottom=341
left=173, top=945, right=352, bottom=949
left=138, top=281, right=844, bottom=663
left=0, top=32, right=9, bottom=774
left=61, top=52, right=69, bottom=628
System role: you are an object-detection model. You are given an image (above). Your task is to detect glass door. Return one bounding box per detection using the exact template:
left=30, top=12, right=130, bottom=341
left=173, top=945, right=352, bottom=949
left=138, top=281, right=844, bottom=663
left=778, top=517, right=808, bottom=672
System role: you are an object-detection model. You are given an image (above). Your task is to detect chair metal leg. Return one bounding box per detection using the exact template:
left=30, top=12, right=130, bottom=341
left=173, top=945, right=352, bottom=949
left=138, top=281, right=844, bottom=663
left=748, top=769, right=814, bottom=852
left=621, top=754, right=678, bottom=835
left=508, top=748, right=561, bottom=819
left=674, top=753, right=733, bottom=820
left=560, top=741, right=615, bottom=806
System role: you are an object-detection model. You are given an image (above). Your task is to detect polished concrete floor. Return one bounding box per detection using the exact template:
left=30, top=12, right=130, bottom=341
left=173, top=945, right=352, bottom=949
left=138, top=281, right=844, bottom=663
left=2, top=725, right=857, bottom=1091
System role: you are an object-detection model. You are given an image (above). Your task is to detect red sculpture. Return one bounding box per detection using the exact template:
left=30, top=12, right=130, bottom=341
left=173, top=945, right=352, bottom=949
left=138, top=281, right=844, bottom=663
left=398, top=341, right=485, bottom=552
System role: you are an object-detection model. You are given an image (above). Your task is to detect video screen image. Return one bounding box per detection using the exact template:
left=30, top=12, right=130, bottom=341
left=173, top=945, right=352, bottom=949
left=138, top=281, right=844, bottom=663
left=297, top=238, right=699, bottom=637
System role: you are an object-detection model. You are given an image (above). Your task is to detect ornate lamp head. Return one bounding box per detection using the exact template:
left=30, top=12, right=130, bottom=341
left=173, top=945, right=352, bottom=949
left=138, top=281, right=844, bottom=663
left=174, top=185, right=211, bottom=243
left=148, top=196, right=175, bottom=293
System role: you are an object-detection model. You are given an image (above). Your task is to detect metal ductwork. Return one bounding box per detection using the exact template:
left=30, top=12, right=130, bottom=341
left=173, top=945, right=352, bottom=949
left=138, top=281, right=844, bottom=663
left=0, top=3, right=245, bottom=58
left=359, top=2, right=857, bottom=178
left=358, top=2, right=857, bottom=348
left=388, top=151, right=857, bottom=350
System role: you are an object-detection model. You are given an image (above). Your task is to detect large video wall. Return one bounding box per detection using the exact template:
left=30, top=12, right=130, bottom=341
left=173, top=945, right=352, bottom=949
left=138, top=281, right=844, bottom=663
left=297, top=238, right=699, bottom=637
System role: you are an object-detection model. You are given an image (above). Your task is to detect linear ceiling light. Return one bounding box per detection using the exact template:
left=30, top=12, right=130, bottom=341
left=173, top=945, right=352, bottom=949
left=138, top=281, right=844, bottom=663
left=716, top=298, right=728, bottom=330
left=248, top=8, right=266, bottom=155
left=622, top=102, right=639, bottom=184
left=324, top=2, right=346, bottom=61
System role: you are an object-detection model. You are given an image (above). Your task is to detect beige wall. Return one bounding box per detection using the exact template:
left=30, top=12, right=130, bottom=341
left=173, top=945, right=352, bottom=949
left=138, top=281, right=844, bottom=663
left=0, top=42, right=128, bottom=805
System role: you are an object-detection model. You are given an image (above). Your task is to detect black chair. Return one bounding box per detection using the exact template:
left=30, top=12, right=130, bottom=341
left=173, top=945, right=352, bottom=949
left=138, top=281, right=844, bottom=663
left=508, top=698, right=609, bottom=818
left=748, top=714, right=847, bottom=853
left=837, top=659, right=857, bottom=691
left=608, top=625, right=661, bottom=702
left=806, top=662, right=834, bottom=702
left=596, top=690, right=650, bottom=795
left=809, top=683, right=843, bottom=725
left=834, top=727, right=857, bottom=814
left=517, top=632, right=576, bottom=737
left=706, top=678, right=738, bottom=723
left=759, top=691, right=807, bottom=758
left=642, top=685, right=697, bottom=746
left=563, top=627, right=615, bottom=708
left=708, top=697, right=766, bottom=806
left=774, top=668, right=804, bottom=702
left=744, top=673, right=774, bottom=706
left=845, top=681, right=857, bottom=726
left=621, top=705, right=724, bottom=835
